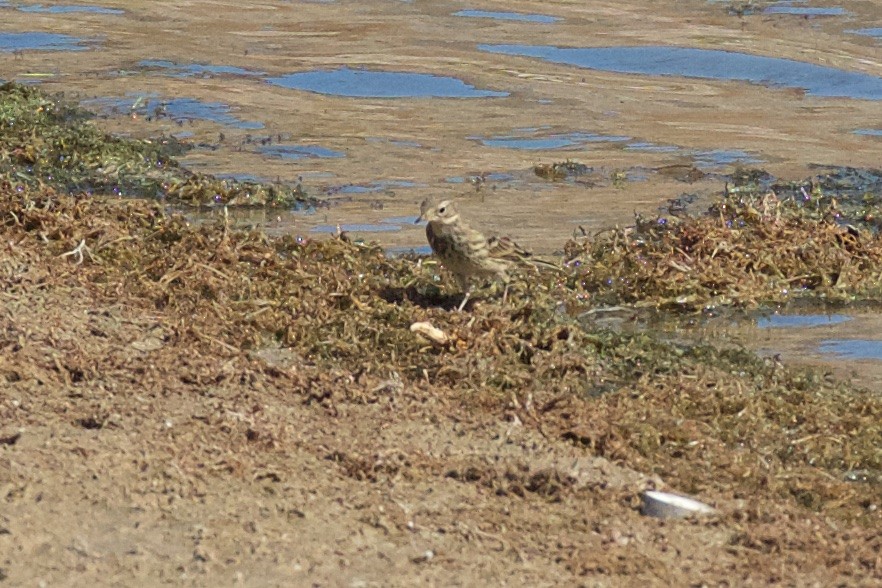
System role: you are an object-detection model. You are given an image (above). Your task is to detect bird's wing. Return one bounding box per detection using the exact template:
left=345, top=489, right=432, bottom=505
left=488, top=235, right=562, bottom=272
left=426, top=221, right=456, bottom=257
left=487, top=235, right=532, bottom=261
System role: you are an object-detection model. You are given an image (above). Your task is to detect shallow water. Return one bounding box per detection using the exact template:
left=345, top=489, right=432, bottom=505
left=325, top=180, right=421, bottom=195
left=266, top=67, right=508, bottom=98
left=137, top=59, right=263, bottom=78
left=475, top=131, right=632, bottom=151
left=847, top=28, right=882, bottom=38
left=385, top=244, right=433, bottom=257
left=818, top=339, right=882, bottom=360
left=310, top=222, right=402, bottom=234
left=708, top=0, right=848, bottom=18
left=625, top=142, right=681, bottom=154
left=478, top=45, right=882, bottom=100
left=452, top=10, right=560, bottom=24
left=4, top=0, right=879, bottom=252
left=746, top=310, right=882, bottom=387
left=757, top=314, right=852, bottom=329
left=83, top=95, right=264, bottom=130
left=260, top=144, right=346, bottom=160
left=0, top=31, right=93, bottom=52
left=764, top=6, right=848, bottom=17
left=14, top=3, right=124, bottom=14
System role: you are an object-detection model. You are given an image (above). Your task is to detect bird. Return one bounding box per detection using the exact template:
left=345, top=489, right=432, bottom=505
left=416, top=198, right=554, bottom=310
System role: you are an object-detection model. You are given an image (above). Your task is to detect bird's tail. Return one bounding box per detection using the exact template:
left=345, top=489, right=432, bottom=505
left=487, top=236, right=564, bottom=273
left=524, top=256, right=564, bottom=273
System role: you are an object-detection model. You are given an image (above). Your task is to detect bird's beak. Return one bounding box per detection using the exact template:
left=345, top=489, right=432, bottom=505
left=414, top=213, right=424, bottom=224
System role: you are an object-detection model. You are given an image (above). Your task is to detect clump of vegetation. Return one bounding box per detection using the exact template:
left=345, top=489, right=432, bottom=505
left=2, top=179, right=880, bottom=524
left=558, top=163, right=882, bottom=310
left=534, top=160, right=591, bottom=181
left=0, top=82, right=309, bottom=207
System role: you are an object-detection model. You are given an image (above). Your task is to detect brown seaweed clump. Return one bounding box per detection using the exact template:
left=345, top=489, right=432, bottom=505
left=564, top=190, right=882, bottom=310
left=533, top=160, right=591, bottom=181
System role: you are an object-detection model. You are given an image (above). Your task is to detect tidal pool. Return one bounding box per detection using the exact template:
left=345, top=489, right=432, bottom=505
left=137, top=60, right=263, bottom=78
left=0, top=32, right=94, bottom=52
left=83, top=95, right=264, bottom=130
left=757, top=314, right=852, bottom=328
left=478, top=44, right=882, bottom=100
left=475, top=131, right=631, bottom=150
left=13, top=3, right=124, bottom=14
left=763, top=5, right=847, bottom=16
left=818, top=339, right=882, bottom=360
left=259, top=144, right=345, bottom=160
left=325, top=180, right=420, bottom=195
left=846, top=28, right=882, bottom=38
left=267, top=67, right=508, bottom=98
left=453, top=9, right=560, bottom=24
left=692, top=149, right=763, bottom=168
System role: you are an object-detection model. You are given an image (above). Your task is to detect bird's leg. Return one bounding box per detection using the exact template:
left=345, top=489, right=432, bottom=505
left=455, top=274, right=472, bottom=311
left=457, top=290, right=472, bottom=312
left=501, top=272, right=512, bottom=305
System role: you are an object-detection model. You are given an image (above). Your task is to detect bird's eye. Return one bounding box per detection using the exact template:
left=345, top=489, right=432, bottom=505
left=438, top=206, right=446, bottom=214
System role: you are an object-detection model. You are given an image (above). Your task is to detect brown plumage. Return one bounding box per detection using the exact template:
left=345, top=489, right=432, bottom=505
left=416, top=198, right=552, bottom=310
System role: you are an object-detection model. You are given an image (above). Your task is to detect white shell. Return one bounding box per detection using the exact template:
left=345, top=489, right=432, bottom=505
left=640, top=490, right=717, bottom=519
left=410, top=321, right=450, bottom=346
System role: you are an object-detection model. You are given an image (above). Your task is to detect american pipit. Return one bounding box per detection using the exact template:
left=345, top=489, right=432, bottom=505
left=416, top=198, right=552, bottom=310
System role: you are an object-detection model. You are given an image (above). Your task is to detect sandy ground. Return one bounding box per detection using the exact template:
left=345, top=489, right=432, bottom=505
left=2, top=1, right=882, bottom=585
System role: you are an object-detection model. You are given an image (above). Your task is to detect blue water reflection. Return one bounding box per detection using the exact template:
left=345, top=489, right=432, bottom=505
left=478, top=44, right=882, bottom=100
left=757, top=314, right=851, bottom=328
left=477, top=131, right=631, bottom=150
left=0, top=32, right=93, bottom=52
left=267, top=67, right=508, bottom=98
left=138, top=60, right=263, bottom=78
left=82, top=95, right=264, bottom=130
left=453, top=10, right=560, bottom=24
left=16, top=3, right=124, bottom=14
left=260, top=144, right=345, bottom=160
left=765, top=6, right=847, bottom=16
left=847, top=28, right=882, bottom=38
left=693, top=149, right=762, bottom=168
left=818, top=339, right=882, bottom=360
left=311, top=223, right=401, bottom=234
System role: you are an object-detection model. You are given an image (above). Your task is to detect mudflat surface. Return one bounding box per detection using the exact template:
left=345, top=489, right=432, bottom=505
left=3, top=0, right=882, bottom=250
left=2, top=1, right=882, bottom=586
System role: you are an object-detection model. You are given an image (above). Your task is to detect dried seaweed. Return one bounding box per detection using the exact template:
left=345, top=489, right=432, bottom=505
left=565, top=190, right=882, bottom=310
left=2, top=179, right=880, bottom=526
